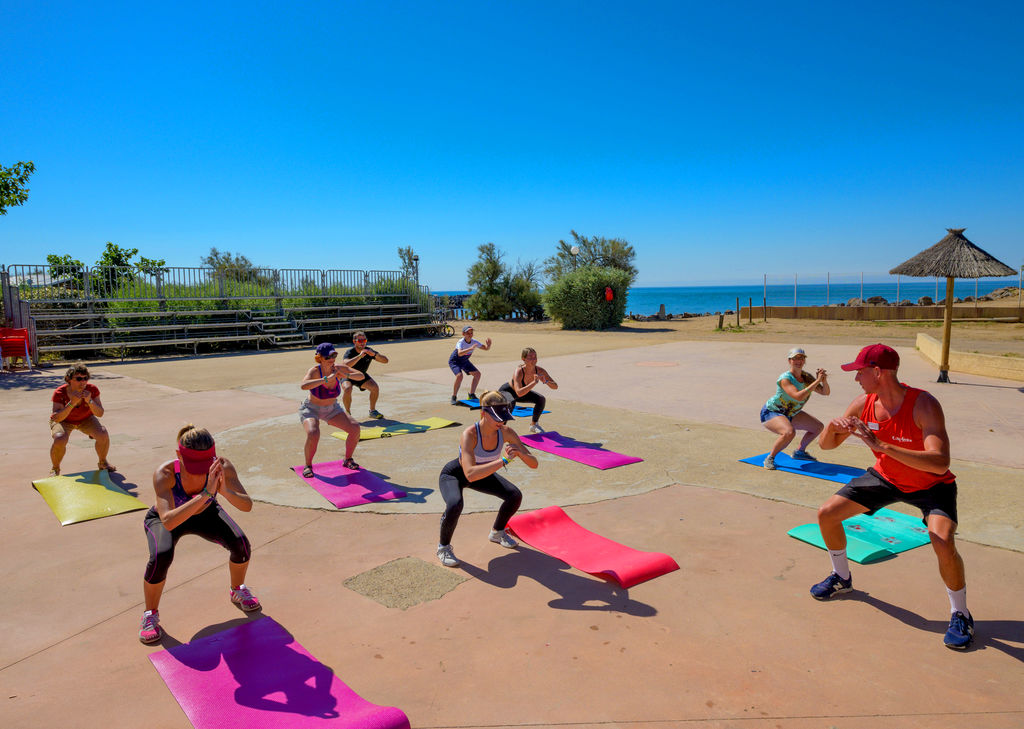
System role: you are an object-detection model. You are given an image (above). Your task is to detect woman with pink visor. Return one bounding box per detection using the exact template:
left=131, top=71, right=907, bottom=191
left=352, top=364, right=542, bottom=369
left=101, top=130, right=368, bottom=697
left=138, top=424, right=259, bottom=644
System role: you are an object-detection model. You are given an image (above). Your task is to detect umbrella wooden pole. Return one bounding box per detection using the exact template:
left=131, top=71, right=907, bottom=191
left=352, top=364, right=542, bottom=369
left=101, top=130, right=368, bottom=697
left=938, top=276, right=954, bottom=383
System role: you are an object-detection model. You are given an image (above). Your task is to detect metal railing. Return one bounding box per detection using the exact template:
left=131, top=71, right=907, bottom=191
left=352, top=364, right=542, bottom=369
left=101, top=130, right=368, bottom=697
left=2, top=264, right=422, bottom=305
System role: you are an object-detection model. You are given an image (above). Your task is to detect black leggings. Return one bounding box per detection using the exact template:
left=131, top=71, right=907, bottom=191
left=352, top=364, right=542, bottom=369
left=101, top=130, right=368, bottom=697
left=498, top=383, right=546, bottom=423
left=143, top=504, right=251, bottom=584
left=438, top=458, right=522, bottom=546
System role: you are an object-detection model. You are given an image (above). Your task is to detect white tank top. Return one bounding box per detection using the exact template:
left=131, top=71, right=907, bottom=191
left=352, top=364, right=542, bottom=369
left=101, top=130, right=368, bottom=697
left=461, top=422, right=503, bottom=464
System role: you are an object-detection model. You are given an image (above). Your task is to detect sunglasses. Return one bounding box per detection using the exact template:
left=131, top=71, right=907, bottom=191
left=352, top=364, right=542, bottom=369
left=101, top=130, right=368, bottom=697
left=323, top=353, right=338, bottom=359
left=73, top=376, right=90, bottom=381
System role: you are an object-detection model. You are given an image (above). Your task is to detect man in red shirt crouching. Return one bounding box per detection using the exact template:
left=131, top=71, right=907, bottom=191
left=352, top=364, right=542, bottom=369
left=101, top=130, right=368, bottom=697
left=810, top=343, right=973, bottom=650
left=50, top=362, right=115, bottom=476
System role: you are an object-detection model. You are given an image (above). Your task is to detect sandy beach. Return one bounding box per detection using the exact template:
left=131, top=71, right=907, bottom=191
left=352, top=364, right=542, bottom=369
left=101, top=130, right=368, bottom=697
left=2, top=317, right=1023, bottom=728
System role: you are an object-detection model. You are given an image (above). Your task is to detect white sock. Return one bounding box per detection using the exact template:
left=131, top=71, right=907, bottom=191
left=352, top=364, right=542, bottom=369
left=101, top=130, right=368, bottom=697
left=947, top=587, right=969, bottom=617
left=828, top=549, right=851, bottom=580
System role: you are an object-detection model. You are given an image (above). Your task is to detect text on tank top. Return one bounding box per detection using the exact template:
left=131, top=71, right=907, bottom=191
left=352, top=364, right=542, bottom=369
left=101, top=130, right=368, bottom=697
left=860, top=386, right=955, bottom=492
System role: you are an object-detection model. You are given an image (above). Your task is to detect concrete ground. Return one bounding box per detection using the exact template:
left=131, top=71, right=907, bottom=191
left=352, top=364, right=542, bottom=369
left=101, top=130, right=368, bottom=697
left=2, top=325, right=1023, bottom=728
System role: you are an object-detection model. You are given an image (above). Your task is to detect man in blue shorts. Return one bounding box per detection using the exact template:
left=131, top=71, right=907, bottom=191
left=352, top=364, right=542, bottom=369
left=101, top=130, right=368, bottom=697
left=811, top=343, right=973, bottom=650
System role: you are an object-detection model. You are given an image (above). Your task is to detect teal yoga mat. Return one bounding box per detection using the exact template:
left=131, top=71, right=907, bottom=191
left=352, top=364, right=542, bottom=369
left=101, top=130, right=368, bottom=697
left=788, top=508, right=931, bottom=564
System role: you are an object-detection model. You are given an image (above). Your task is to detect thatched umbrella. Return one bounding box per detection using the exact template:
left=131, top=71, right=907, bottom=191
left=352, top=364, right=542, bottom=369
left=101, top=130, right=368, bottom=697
left=890, top=228, right=1016, bottom=382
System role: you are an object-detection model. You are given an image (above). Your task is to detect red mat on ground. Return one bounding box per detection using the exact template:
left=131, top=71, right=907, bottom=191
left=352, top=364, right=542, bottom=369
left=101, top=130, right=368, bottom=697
left=149, top=616, right=409, bottom=729
left=292, top=462, right=406, bottom=509
left=507, top=505, right=679, bottom=588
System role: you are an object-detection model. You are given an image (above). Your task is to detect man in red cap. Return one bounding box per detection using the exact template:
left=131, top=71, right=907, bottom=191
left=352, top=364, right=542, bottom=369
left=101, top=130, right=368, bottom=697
left=810, top=343, right=973, bottom=649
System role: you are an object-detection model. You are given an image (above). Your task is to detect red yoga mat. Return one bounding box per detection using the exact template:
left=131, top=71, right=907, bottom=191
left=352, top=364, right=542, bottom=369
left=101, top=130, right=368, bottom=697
left=293, top=462, right=406, bottom=509
left=508, top=505, right=678, bottom=588
left=519, top=431, right=643, bottom=470
left=149, top=616, right=410, bottom=729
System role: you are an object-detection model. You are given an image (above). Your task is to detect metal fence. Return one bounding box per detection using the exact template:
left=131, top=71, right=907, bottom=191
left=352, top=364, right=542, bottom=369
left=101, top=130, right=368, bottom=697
left=2, top=264, right=422, bottom=305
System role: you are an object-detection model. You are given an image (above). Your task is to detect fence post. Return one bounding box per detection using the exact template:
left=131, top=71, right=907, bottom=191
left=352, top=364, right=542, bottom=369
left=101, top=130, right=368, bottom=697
left=217, top=271, right=226, bottom=299
left=735, top=297, right=740, bottom=327
left=156, top=271, right=167, bottom=311
left=748, top=297, right=753, bottom=324
left=84, top=269, right=94, bottom=315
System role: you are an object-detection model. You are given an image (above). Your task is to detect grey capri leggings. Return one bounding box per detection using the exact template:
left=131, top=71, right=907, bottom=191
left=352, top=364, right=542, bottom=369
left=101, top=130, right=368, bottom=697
left=438, top=458, right=522, bottom=546
left=143, top=503, right=251, bottom=584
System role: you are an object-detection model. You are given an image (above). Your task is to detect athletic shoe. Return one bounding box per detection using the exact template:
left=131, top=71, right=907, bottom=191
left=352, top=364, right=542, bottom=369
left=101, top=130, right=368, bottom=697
left=450, top=396, right=458, bottom=405
left=529, top=423, right=544, bottom=434
left=230, top=584, right=261, bottom=612
left=489, top=528, right=518, bottom=549
left=763, top=455, right=776, bottom=470
left=139, top=610, right=162, bottom=644
left=467, top=393, right=478, bottom=400
left=944, top=611, right=975, bottom=650
left=437, top=544, right=459, bottom=567
left=369, top=409, right=384, bottom=419
left=810, top=572, right=853, bottom=600
left=792, top=449, right=817, bottom=461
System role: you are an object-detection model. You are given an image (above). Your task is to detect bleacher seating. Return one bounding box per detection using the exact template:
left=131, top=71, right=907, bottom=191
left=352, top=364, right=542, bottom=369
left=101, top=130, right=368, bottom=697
left=33, top=309, right=266, bottom=356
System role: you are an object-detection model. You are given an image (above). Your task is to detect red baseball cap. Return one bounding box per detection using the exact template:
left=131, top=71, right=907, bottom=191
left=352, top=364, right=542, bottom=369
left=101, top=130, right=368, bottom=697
left=840, top=343, right=900, bottom=371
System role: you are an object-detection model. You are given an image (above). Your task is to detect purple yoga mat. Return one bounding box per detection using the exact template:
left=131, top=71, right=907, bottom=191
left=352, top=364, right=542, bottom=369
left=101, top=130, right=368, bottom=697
left=292, top=462, right=406, bottom=509
left=149, top=617, right=410, bottom=729
left=519, top=431, right=643, bottom=470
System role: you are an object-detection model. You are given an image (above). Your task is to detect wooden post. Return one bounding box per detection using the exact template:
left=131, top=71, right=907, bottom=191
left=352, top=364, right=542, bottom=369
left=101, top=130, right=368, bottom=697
left=938, top=276, right=955, bottom=382
left=735, top=298, right=740, bottom=327
left=748, top=297, right=753, bottom=324
left=717, top=313, right=724, bottom=330
left=763, top=297, right=767, bottom=322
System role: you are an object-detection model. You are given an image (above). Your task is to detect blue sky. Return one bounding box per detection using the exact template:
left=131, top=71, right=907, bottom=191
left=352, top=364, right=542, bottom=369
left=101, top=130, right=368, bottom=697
left=2, top=1, right=1022, bottom=290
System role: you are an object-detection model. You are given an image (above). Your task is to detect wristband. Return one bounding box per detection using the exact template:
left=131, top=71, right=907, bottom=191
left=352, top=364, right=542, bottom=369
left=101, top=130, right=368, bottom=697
left=501, top=456, right=510, bottom=466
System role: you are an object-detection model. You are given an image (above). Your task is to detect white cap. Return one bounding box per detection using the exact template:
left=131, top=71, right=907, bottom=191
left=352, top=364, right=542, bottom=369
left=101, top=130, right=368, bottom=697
left=787, top=347, right=806, bottom=358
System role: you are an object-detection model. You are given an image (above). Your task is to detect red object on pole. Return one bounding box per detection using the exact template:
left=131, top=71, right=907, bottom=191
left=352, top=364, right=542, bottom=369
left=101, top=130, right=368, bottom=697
left=604, top=287, right=613, bottom=302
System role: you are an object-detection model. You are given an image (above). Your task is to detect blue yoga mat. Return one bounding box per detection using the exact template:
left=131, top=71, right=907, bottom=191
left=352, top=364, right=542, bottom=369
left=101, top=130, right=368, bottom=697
left=457, top=399, right=549, bottom=418
left=739, top=451, right=866, bottom=484
left=788, top=507, right=931, bottom=564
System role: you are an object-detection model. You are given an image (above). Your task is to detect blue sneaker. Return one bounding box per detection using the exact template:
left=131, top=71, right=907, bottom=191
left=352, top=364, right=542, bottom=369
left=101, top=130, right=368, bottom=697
left=792, top=449, right=817, bottom=461
left=810, top=572, right=853, bottom=600
left=943, top=611, right=974, bottom=650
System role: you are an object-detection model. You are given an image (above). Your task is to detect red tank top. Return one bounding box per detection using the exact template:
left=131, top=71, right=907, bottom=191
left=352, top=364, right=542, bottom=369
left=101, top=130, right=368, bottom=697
left=860, top=386, right=955, bottom=493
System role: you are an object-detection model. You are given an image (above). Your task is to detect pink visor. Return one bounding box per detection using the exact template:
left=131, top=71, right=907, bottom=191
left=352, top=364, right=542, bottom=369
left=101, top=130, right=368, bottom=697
left=178, top=444, right=217, bottom=474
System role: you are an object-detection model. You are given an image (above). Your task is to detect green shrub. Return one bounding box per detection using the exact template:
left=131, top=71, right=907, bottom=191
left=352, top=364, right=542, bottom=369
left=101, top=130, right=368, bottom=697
left=543, top=266, right=630, bottom=330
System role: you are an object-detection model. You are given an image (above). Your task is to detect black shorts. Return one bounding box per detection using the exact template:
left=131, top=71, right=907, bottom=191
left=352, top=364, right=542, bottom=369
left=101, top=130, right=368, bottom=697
left=836, top=468, right=958, bottom=524
left=344, top=375, right=374, bottom=391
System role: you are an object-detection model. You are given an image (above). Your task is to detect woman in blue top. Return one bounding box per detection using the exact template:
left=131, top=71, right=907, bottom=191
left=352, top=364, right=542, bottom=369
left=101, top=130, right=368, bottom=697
left=759, top=347, right=830, bottom=470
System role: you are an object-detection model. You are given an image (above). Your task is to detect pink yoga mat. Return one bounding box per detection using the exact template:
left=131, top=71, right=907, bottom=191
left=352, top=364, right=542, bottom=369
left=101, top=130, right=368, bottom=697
left=508, top=505, right=678, bottom=588
left=292, top=462, right=406, bottom=509
left=519, top=431, right=643, bottom=470
left=149, top=617, right=410, bottom=729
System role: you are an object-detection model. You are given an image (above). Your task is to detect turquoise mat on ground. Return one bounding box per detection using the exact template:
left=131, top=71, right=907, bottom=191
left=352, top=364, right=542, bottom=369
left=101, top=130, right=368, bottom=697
left=739, top=451, right=866, bottom=484
left=457, top=399, right=549, bottom=417
left=788, top=508, right=931, bottom=564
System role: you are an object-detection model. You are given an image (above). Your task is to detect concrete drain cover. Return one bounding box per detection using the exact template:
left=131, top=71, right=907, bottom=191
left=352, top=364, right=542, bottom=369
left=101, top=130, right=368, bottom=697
left=344, top=556, right=468, bottom=609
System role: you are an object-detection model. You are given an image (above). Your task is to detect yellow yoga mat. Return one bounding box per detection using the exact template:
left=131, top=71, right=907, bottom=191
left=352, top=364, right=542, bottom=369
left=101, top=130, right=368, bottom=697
left=333, top=417, right=459, bottom=441
left=32, top=470, right=148, bottom=525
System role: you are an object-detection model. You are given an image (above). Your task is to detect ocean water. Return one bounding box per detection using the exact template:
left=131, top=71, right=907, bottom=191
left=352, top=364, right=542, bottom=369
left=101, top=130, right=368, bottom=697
left=436, top=279, right=1020, bottom=317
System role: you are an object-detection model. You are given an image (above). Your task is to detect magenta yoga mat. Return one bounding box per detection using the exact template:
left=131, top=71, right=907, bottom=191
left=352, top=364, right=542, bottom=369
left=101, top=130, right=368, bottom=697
left=519, top=431, right=643, bottom=470
left=508, top=505, right=678, bottom=588
left=292, top=462, right=406, bottom=509
left=149, top=617, right=410, bottom=729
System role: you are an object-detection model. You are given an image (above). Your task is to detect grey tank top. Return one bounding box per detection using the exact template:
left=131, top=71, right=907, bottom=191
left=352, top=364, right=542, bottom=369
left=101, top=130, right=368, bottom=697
left=460, top=422, right=504, bottom=464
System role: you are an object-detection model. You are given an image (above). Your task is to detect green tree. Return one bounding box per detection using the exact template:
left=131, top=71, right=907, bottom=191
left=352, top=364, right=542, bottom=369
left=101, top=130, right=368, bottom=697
left=397, top=246, right=418, bottom=280
left=45, top=254, right=86, bottom=289
left=543, top=230, right=638, bottom=286
left=0, top=161, right=35, bottom=216
left=543, top=266, right=631, bottom=330
left=201, top=247, right=259, bottom=282
left=465, top=243, right=512, bottom=319
left=94, top=241, right=167, bottom=292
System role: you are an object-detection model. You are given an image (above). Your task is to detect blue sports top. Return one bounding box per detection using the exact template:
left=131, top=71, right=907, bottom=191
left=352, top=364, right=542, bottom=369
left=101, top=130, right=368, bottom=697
left=171, top=460, right=209, bottom=507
